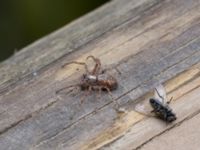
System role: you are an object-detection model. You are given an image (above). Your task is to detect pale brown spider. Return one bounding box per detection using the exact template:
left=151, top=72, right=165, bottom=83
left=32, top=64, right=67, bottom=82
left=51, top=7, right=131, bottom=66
left=56, top=56, right=120, bottom=109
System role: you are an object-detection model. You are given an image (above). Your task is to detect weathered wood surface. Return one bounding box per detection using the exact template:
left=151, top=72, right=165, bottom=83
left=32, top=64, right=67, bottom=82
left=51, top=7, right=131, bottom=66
left=0, top=0, right=161, bottom=88
left=0, top=0, right=200, bottom=149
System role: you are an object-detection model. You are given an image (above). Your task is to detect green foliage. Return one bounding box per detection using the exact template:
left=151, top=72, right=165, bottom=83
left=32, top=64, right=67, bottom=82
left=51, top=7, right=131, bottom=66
left=0, top=0, right=109, bottom=61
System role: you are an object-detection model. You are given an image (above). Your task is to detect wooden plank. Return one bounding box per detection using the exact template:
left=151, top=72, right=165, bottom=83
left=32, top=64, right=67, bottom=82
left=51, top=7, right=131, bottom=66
left=0, top=0, right=199, bottom=149
left=101, top=65, right=200, bottom=150
left=138, top=113, right=200, bottom=150
left=0, top=0, right=162, bottom=87
left=33, top=64, right=200, bottom=150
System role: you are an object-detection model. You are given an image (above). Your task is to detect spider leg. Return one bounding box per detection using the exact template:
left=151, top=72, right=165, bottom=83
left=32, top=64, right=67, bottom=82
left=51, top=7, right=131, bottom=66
left=96, top=86, right=102, bottom=100
left=115, top=67, right=122, bottom=75
left=80, top=86, right=92, bottom=104
left=62, top=61, right=90, bottom=74
left=56, top=84, right=80, bottom=95
left=70, top=86, right=80, bottom=96
left=86, top=55, right=101, bottom=75
left=103, top=86, right=120, bottom=109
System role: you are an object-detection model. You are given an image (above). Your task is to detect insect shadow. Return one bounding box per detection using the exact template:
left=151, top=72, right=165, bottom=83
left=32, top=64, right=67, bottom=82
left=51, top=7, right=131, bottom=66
left=56, top=55, right=121, bottom=111
left=134, top=84, right=177, bottom=123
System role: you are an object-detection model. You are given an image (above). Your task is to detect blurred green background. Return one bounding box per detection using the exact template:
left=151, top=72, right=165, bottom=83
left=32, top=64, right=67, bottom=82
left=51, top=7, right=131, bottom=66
left=0, top=0, right=109, bottom=62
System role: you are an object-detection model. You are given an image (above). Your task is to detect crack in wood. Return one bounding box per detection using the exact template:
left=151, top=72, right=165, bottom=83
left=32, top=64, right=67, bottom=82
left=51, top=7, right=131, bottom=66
left=0, top=0, right=199, bottom=149
left=33, top=50, right=200, bottom=148
left=0, top=30, right=198, bottom=146
left=0, top=99, right=57, bottom=136
left=100, top=74, right=200, bottom=150
left=0, top=0, right=165, bottom=95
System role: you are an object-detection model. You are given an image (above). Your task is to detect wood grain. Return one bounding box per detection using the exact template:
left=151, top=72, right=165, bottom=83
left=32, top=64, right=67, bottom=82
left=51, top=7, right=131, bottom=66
left=0, top=0, right=200, bottom=149
left=101, top=65, right=200, bottom=150
left=0, top=0, right=162, bottom=87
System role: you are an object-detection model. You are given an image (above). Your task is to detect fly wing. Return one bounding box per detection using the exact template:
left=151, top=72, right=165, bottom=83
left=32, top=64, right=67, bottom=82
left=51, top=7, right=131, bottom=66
left=135, top=103, right=145, bottom=113
left=154, top=83, right=167, bottom=104
left=134, top=97, right=153, bottom=116
left=134, top=84, right=167, bottom=116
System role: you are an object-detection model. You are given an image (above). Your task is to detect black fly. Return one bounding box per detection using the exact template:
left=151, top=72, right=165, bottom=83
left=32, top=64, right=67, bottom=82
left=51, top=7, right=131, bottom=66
left=135, top=84, right=176, bottom=123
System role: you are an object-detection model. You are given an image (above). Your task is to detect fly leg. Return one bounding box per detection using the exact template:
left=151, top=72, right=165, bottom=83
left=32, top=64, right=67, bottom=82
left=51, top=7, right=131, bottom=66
left=167, top=97, right=173, bottom=104
left=150, top=109, right=158, bottom=117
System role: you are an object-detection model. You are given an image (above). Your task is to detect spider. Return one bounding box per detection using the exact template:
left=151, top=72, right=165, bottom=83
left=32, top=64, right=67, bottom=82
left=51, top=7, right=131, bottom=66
left=56, top=55, right=120, bottom=109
